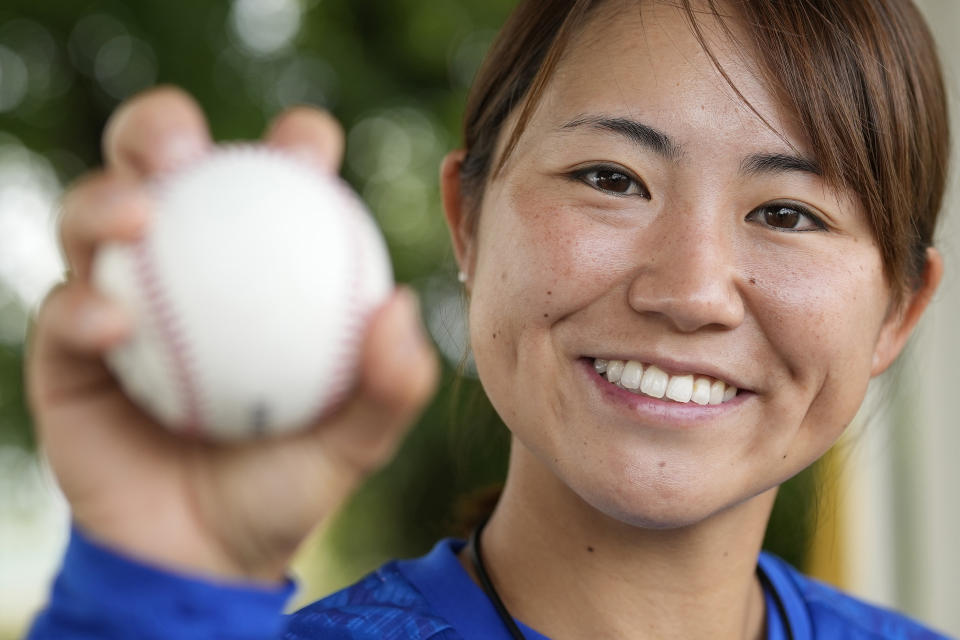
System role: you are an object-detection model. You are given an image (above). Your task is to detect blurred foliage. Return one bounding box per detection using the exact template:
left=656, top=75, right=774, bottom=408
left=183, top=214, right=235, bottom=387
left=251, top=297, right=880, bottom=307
left=0, top=0, right=816, bottom=602
left=0, top=344, right=32, bottom=449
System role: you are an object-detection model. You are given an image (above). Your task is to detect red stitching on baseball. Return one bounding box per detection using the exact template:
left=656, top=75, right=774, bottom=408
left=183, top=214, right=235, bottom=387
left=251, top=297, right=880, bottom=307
left=312, top=177, right=378, bottom=421
left=133, top=235, right=204, bottom=436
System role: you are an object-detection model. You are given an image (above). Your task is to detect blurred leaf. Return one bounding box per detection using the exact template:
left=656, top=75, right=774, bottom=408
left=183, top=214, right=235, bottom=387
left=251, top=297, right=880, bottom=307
left=0, top=344, right=32, bottom=450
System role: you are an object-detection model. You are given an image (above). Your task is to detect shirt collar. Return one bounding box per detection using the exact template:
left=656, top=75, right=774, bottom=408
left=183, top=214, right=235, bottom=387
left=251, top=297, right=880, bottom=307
left=399, top=539, right=803, bottom=640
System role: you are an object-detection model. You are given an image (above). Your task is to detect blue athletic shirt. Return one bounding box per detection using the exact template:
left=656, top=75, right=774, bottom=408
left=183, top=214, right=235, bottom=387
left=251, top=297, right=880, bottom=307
left=27, top=526, right=954, bottom=639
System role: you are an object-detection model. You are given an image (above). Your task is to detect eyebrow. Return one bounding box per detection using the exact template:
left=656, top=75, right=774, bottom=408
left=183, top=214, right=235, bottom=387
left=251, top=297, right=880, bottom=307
left=560, top=114, right=822, bottom=179
left=561, top=115, right=681, bottom=160
left=740, top=152, right=821, bottom=177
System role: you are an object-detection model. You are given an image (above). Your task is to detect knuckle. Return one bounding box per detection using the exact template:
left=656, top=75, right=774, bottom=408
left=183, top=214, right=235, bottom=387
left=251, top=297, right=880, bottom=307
left=345, top=431, right=404, bottom=477
left=32, top=283, right=73, bottom=337
left=58, top=171, right=138, bottom=269
left=396, top=355, right=438, bottom=412
left=60, top=171, right=113, bottom=227
left=36, top=282, right=70, bottom=316
left=41, top=281, right=83, bottom=315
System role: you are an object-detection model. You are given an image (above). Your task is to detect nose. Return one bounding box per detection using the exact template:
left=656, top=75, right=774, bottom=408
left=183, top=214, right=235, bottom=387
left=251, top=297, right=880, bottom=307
left=626, top=206, right=745, bottom=333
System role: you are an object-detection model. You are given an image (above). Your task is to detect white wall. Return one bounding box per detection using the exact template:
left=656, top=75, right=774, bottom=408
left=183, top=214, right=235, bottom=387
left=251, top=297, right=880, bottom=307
left=844, top=2, right=960, bottom=635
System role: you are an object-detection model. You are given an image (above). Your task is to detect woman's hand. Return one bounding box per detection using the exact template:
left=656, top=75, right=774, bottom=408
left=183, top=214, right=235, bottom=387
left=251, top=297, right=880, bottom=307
left=25, top=86, right=438, bottom=583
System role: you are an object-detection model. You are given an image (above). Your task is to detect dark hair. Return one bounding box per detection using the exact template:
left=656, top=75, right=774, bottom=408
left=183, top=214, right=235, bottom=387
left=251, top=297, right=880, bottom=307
left=459, top=0, right=949, bottom=300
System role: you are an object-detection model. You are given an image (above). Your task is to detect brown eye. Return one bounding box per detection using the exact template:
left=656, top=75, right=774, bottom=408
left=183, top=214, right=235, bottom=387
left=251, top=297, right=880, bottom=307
left=747, top=203, right=825, bottom=232
left=595, top=170, right=632, bottom=193
left=765, top=206, right=800, bottom=228
left=573, top=165, right=650, bottom=198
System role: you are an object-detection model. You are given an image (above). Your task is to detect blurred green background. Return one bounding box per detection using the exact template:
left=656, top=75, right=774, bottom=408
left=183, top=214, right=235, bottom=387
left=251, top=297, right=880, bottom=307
left=0, top=0, right=817, bottom=635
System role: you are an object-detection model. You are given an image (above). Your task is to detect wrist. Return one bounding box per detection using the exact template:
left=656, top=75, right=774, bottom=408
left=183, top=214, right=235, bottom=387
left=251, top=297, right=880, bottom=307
left=73, top=515, right=291, bottom=585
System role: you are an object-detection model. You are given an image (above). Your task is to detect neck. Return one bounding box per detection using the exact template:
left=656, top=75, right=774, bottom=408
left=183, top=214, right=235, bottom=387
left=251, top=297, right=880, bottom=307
left=466, top=442, right=775, bottom=640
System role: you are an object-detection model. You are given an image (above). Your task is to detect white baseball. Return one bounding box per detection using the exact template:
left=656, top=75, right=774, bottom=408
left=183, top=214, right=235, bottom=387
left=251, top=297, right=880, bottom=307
left=92, top=145, right=393, bottom=441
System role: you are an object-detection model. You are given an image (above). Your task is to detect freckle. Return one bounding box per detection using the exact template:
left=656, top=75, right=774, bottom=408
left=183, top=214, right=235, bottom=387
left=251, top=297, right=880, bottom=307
left=723, top=551, right=729, bottom=558
left=658, top=461, right=666, bottom=468
left=782, top=454, right=787, bottom=459
left=543, top=313, right=549, bottom=318
left=547, top=290, right=552, bottom=295
left=749, top=277, right=757, bottom=285
left=501, top=271, right=507, bottom=281
left=492, top=333, right=496, bottom=339
left=587, top=546, right=595, bottom=553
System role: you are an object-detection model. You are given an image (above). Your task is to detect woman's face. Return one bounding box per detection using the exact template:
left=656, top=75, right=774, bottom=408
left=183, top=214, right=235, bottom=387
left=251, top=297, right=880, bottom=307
left=454, top=2, right=915, bottom=528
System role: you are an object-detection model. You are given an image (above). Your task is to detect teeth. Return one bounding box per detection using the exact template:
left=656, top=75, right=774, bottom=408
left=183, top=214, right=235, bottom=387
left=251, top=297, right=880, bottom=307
left=639, top=365, right=668, bottom=399
left=620, top=361, right=643, bottom=390
left=594, top=358, right=739, bottom=405
left=691, top=377, right=712, bottom=405
left=606, top=360, right=625, bottom=384
left=665, top=374, right=694, bottom=403
left=709, top=380, right=725, bottom=405
left=723, top=384, right=737, bottom=402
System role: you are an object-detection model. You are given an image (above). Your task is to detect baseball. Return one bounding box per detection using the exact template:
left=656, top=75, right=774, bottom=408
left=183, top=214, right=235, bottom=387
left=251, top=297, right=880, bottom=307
left=92, top=145, right=394, bottom=441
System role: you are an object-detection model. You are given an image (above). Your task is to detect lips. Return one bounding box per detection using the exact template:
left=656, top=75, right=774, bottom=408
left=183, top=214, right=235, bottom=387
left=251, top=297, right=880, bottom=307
left=594, top=358, right=738, bottom=405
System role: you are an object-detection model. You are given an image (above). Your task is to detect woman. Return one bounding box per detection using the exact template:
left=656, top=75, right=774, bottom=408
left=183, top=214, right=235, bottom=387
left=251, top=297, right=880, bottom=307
left=26, top=0, right=952, bottom=638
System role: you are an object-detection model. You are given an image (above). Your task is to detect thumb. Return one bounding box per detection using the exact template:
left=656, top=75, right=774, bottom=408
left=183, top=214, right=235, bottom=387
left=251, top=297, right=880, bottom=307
left=315, top=287, right=439, bottom=477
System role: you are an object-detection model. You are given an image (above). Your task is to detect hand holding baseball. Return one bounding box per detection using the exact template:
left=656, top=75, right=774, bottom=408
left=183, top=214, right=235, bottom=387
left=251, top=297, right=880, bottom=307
left=26, top=86, right=438, bottom=582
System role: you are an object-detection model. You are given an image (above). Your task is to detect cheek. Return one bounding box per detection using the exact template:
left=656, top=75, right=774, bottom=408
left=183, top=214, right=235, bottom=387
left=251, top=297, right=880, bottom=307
left=467, top=184, right=631, bottom=421
left=747, top=244, right=889, bottom=434
left=469, top=184, right=624, bottom=337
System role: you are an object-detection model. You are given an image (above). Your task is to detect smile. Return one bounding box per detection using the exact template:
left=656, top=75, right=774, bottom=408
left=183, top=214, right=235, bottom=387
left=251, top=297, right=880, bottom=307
left=593, top=358, right=739, bottom=405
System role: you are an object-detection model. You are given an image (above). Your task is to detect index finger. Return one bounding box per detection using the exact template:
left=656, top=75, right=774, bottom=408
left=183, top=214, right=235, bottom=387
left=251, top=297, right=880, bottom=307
left=103, top=85, right=212, bottom=178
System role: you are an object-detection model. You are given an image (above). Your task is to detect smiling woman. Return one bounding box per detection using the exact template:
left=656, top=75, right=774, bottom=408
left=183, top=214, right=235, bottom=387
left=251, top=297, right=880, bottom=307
left=24, top=1, right=953, bottom=639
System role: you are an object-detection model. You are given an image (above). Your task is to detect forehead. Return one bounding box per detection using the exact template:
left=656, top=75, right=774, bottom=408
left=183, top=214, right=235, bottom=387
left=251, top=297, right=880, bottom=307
left=528, top=0, right=811, bottom=158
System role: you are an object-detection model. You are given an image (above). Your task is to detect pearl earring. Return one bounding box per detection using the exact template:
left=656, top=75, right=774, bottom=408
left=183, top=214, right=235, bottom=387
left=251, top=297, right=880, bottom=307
left=457, top=270, right=468, bottom=284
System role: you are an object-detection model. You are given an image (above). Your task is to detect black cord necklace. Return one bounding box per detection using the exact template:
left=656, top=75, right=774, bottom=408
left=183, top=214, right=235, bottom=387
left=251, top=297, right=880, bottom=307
left=468, top=520, right=528, bottom=640
left=469, top=521, right=794, bottom=640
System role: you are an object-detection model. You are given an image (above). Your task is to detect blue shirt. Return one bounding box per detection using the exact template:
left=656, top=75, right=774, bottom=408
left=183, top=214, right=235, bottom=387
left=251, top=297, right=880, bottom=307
left=27, top=527, right=954, bottom=639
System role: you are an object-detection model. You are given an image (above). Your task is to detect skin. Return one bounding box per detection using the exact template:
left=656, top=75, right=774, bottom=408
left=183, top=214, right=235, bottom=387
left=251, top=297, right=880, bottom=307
left=441, top=3, right=942, bottom=639
left=27, top=1, right=941, bottom=638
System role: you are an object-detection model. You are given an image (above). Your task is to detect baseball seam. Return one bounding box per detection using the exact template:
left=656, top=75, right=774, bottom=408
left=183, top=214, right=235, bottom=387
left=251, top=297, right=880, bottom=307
left=310, top=178, right=373, bottom=423
left=126, top=146, right=385, bottom=439
left=132, top=235, right=205, bottom=435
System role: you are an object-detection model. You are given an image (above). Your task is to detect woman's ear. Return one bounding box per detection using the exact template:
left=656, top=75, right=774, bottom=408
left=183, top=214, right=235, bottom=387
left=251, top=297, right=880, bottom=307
left=440, top=150, right=475, bottom=282
left=871, top=247, right=944, bottom=376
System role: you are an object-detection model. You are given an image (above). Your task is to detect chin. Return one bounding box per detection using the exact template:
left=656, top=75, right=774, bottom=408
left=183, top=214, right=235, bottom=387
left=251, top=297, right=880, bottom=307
left=579, top=487, right=720, bottom=531
left=561, top=462, right=770, bottom=532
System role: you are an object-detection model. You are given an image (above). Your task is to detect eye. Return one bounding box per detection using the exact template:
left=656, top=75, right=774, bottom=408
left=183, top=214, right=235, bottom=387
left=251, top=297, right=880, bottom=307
left=571, top=165, right=650, bottom=198
left=746, top=203, right=826, bottom=232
